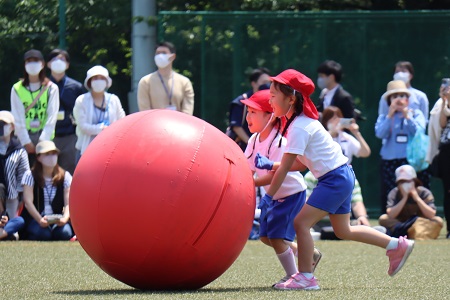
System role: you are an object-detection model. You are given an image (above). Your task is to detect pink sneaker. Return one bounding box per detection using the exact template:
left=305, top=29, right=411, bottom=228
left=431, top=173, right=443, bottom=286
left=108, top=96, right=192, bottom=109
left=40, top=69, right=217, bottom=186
left=274, top=273, right=320, bottom=290
left=387, top=236, right=414, bottom=276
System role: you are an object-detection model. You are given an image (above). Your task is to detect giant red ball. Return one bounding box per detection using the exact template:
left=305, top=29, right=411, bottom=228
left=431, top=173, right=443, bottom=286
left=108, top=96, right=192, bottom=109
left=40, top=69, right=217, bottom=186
left=70, top=110, right=255, bottom=290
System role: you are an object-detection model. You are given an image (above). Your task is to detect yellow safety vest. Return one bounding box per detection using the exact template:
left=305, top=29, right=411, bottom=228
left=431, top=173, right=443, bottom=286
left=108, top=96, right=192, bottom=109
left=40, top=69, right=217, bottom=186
left=13, top=81, right=50, bottom=133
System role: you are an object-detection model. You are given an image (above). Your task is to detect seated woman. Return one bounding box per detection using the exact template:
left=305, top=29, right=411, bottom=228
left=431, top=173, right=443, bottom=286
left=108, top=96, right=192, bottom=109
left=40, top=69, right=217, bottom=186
left=0, top=110, right=29, bottom=240
left=22, top=141, right=73, bottom=240
left=378, top=164, right=443, bottom=240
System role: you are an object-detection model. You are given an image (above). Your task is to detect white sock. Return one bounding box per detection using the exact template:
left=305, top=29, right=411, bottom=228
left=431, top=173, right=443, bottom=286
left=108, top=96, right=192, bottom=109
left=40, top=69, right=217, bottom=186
left=302, top=272, right=314, bottom=279
left=386, top=238, right=399, bottom=250
left=277, top=247, right=298, bottom=276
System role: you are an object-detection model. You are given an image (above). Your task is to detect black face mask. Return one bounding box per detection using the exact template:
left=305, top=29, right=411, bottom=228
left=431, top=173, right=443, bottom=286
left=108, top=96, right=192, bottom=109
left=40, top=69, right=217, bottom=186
left=258, top=83, right=271, bottom=91
left=0, top=121, right=5, bottom=136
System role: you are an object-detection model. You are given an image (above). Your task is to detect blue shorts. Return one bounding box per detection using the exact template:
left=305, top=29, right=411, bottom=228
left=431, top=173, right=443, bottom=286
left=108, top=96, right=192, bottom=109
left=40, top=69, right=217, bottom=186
left=307, top=164, right=355, bottom=214
left=259, top=190, right=306, bottom=241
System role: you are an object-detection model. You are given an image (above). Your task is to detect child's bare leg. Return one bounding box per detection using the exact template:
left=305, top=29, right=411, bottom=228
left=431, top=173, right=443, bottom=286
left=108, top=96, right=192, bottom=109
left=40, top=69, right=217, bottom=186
left=330, top=214, right=390, bottom=248
left=270, top=238, right=290, bottom=254
left=260, top=236, right=272, bottom=247
left=285, top=240, right=297, bottom=255
left=294, top=204, right=328, bottom=273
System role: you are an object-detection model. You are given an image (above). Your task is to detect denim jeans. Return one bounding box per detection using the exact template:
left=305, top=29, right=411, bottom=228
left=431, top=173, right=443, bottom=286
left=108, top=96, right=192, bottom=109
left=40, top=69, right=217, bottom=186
left=26, top=219, right=73, bottom=241
left=4, top=216, right=25, bottom=236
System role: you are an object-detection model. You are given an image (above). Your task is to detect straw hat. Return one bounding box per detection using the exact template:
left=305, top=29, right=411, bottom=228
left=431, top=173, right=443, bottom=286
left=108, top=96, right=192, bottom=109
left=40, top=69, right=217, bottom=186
left=382, top=80, right=411, bottom=100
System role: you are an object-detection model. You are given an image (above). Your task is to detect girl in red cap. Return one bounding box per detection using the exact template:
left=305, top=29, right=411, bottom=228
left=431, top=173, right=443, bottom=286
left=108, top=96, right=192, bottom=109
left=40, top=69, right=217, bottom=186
left=256, top=69, right=414, bottom=290
left=241, top=90, right=322, bottom=287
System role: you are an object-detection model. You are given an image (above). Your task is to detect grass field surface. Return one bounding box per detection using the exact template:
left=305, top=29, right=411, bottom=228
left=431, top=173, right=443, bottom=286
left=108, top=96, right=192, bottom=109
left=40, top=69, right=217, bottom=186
left=2, top=226, right=449, bottom=299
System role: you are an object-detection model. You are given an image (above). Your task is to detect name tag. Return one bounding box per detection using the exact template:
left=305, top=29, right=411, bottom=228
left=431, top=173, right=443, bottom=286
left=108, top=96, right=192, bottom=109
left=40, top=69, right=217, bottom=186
left=396, top=134, right=408, bottom=143
left=57, top=110, right=65, bottom=121
left=29, top=119, right=41, bottom=129
left=166, top=105, right=177, bottom=111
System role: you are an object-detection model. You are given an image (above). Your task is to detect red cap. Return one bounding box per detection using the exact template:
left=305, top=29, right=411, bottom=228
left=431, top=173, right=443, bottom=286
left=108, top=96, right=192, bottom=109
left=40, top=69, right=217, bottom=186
left=240, top=89, right=272, bottom=113
left=270, top=69, right=319, bottom=119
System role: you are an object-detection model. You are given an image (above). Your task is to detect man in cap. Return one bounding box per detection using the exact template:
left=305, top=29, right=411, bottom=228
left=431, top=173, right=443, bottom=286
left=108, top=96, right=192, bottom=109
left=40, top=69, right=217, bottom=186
left=378, top=164, right=443, bottom=239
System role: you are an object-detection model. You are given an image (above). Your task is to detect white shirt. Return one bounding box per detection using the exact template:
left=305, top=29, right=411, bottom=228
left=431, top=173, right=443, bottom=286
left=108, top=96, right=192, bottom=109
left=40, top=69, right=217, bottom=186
left=427, top=98, right=443, bottom=163
left=10, top=81, right=60, bottom=145
left=285, top=114, right=348, bottom=178
left=322, top=84, right=339, bottom=109
left=245, top=127, right=306, bottom=200
left=22, top=170, right=72, bottom=215
left=73, top=92, right=126, bottom=154
left=333, top=131, right=361, bottom=165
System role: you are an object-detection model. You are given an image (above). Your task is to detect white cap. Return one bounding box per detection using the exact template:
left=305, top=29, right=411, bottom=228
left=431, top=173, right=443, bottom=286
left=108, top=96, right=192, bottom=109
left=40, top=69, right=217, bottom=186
left=84, top=65, right=112, bottom=90
left=395, top=165, right=417, bottom=182
left=0, top=111, right=15, bottom=124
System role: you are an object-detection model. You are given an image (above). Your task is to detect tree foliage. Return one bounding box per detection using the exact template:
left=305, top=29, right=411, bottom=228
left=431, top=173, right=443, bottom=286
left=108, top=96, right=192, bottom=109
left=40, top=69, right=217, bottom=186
left=0, top=0, right=131, bottom=110
left=1, top=0, right=450, bottom=111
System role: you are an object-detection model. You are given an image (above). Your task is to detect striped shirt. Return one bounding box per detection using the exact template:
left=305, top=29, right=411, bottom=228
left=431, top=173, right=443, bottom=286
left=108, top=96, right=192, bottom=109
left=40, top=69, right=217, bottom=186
left=22, top=170, right=72, bottom=215
left=1, top=142, right=29, bottom=200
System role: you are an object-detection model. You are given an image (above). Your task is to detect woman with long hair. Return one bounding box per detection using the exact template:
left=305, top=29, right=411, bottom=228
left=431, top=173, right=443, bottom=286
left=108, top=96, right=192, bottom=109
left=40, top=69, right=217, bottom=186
left=22, top=141, right=73, bottom=240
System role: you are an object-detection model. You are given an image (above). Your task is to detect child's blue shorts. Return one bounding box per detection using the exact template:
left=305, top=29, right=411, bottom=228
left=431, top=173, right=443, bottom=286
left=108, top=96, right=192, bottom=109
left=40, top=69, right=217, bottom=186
left=259, top=190, right=306, bottom=241
left=307, top=164, right=355, bottom=214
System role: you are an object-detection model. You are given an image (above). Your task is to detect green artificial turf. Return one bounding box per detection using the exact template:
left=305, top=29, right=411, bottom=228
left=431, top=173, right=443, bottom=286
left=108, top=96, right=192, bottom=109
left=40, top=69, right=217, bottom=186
left=1, top=226, right=449, bottom=300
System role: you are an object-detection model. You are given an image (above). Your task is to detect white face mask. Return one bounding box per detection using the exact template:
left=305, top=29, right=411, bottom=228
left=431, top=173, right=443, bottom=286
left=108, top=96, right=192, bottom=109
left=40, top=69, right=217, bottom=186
left=25, top=62, right=43, bottom=76
left=401, top=182, right=414, bottom=193
left=0, top=140, right=7, bottom=155
left=40, top=154, right=58, bottom=168
left=393, top=71, right=410, bottom=84
left=327, top=122, right=338, bottom=133
left=91, top=79, right=107, bottom=93
left=154, top=53, right=173, bottom=69
left=317, top=77, right=329, bottom=90
left=50, top=59, right=67, bottom=74
left=0, top=124, right=12, bottom=137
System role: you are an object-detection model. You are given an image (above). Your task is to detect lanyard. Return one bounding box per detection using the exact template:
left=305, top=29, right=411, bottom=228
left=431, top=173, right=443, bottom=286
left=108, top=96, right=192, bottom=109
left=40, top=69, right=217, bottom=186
left=28, top=86, right=43, bottom=116
left=157, top=71, right=174, bottom=105
left=94, top=97, right=106, bottom=123
left=44, top=182, right=55, bottom=204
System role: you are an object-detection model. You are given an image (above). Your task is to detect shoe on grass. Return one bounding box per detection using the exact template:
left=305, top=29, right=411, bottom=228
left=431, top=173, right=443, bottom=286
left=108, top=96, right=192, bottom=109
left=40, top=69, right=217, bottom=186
left=312, top=247, right=322, bottom=272
left=272, top=275, right=291, bottom=287
left=5, top=232, right=19, bottom=241
left=274, top=272, right=320, bottom=290
left=387, top=235, right=414, bottom=276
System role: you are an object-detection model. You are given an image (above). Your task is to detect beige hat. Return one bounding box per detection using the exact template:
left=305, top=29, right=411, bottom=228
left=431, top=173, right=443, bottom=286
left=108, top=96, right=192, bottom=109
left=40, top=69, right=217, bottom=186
left=36, top=141, right=60, bottom=155
left=84, top=65, right=112, bottom=90
left=0, top=111, right=15, bottom=124
left=382, top=80, right=411, bottom=100
left=395, top=165, right=417, bottom=182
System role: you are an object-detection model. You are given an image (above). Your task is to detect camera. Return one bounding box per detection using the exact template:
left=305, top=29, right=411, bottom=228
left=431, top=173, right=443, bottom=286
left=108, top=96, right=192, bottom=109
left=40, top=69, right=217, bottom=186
left=441, top=78, right=450, bottom=88
left=339, top=118, right=353, bottom=126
